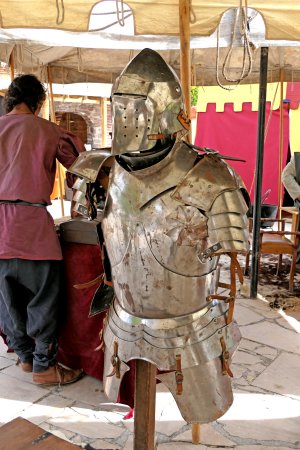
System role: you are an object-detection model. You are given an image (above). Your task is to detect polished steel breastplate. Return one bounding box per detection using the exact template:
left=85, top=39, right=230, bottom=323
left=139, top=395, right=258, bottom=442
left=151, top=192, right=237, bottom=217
left=102, top=143, right=217, bottom=318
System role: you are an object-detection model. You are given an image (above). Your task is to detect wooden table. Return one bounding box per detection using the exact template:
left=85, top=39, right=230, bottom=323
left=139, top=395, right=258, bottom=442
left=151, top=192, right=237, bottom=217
left=0, top=417, right=79, bottom=449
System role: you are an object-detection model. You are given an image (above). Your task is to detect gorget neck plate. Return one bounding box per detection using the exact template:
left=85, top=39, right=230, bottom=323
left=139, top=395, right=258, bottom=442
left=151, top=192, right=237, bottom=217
left=110, top=141, right=197, bottom=209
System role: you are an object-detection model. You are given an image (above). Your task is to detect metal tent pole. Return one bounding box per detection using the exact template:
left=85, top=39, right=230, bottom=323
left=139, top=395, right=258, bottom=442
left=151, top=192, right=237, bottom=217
left=250, top=47, right=269, bottom=298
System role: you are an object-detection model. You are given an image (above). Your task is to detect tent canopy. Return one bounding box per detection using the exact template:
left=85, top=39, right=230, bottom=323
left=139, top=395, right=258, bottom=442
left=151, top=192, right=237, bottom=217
left=2, top=45, right=300, bottom=86
left=0, top=1, right=299, bottom=41
left=1, top=5, right=300, bottom=87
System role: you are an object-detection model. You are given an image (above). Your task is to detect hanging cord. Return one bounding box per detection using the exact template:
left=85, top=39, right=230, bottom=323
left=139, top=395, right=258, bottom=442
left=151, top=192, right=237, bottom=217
left=56, top=0, right=65, bottom=25
left=222, top=6, right=252, bottom=82
left=216, top=2, right=255, bottom=90
left=189, top=0, right=196, bottom=24
left=89, top=0, right=132, bottom=31
left=115, top=0, right=125, bottom=27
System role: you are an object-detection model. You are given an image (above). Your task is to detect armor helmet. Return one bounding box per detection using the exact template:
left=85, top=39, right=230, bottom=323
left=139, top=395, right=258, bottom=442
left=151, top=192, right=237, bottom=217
left=111, top=48, right=190, bottom=156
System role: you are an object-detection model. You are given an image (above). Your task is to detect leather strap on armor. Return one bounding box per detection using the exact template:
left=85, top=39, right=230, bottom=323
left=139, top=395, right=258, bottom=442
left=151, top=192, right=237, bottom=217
left=175, top=354, right=184, bottom=395
left=220, top=336, right=233, bottom=377
left=95, top=315, right=107, bottom=352
left=73, top=274, right=104, bottom=290
left=107, top=341, right=121, bottom=379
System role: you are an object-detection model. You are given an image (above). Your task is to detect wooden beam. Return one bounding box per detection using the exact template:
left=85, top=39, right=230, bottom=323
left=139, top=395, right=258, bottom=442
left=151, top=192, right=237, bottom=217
left=134, top=360, right=156, bottom=450
left=9, top=51, right=14, bottom=81
left=179, top=1, right=201, bottom=441
left=47, top=65, right=65, bottom=217
left=179, top=0, right=191, bottom=143
left=100, top=98, right=107, bottom=148
left=192, top=423, right=201, bottom=444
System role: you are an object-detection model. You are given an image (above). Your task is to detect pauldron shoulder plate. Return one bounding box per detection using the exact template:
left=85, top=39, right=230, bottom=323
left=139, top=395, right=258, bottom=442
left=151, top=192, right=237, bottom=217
left=68, top=148, right=114, bottom=183
left=172, top=154, right=245, bottom=211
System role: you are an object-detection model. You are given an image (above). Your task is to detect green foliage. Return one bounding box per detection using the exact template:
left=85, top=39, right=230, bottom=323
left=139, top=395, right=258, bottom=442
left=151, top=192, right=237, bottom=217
left=190, top=86, right=199, bottom=107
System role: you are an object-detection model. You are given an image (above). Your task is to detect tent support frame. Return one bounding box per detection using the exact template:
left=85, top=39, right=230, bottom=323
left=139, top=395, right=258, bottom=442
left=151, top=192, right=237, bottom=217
left=250, top=47, right=269, bottom=298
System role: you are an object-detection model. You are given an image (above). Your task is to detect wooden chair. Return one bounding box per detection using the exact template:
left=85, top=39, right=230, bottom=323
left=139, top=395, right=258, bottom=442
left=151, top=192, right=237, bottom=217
left=245, top=218, right=300, bottom=292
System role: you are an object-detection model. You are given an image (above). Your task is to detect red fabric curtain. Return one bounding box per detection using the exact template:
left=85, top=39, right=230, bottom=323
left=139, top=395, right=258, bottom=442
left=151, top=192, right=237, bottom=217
left=194, top=102, right=290, bottom=205
left=57, top=242, right=106, bottom=380
left=57, top=241, right=135, bottom=407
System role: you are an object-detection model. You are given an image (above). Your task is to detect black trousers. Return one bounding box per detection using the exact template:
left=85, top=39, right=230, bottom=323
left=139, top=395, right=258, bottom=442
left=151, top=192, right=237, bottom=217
left=0, top=259, right=62, bottom=372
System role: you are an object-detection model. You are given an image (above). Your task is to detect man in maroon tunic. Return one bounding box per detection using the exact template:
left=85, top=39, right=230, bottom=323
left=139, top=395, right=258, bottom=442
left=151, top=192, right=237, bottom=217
left=0, top=74, right=84, bottom=385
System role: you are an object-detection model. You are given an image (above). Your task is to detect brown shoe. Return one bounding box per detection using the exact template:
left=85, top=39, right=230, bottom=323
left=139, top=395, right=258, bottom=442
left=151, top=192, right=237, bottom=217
left=32, top=365, right=84, bottom=386
left=16, top=358, right=33, bottom=373
left=21, top=362, right=33, bottom=372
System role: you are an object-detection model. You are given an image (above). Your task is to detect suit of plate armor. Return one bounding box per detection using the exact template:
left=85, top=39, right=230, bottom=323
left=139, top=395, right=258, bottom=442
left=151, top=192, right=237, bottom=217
left=69, top=49, right=249, bottom=423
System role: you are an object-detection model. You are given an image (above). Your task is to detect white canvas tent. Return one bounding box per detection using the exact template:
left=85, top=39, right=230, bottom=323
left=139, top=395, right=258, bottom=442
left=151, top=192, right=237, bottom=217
left=0, top=0, right=299, bottom=41
left=1, top=6, right=300, bottom=86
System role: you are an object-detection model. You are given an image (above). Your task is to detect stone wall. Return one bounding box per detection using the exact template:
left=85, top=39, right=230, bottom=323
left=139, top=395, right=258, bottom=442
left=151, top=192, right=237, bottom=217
left=54, top=100, right=112, bottom=149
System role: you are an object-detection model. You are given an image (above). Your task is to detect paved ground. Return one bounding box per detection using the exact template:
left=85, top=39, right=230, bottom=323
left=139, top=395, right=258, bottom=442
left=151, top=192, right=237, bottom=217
left=0, top=251, right=299, bottom=449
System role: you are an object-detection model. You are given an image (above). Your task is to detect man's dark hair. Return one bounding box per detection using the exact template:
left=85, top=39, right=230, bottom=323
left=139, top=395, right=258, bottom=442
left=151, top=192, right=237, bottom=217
left=4, top=74, right=47, bottom=114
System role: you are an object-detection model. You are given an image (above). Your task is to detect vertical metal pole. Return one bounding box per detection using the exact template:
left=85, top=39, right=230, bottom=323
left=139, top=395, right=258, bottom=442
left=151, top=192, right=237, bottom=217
left=250, top=47, right=269, bottom=298
left=278, top=69, right=285, bottom=219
